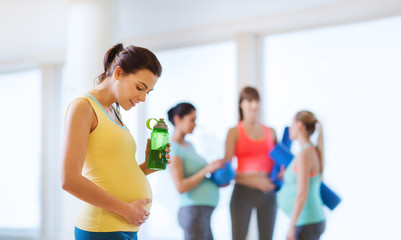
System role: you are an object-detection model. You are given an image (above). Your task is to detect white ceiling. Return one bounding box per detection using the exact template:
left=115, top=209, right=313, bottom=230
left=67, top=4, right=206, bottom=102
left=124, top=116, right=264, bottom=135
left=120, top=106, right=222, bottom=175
left=1, top=0, right=401, bottom=70
left=115, top=0, right=336, bottom=39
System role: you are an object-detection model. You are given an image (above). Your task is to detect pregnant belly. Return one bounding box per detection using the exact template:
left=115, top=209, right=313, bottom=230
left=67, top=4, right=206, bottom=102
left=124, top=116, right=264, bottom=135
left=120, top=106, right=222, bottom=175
left=107, top=172, right=153, bottom=205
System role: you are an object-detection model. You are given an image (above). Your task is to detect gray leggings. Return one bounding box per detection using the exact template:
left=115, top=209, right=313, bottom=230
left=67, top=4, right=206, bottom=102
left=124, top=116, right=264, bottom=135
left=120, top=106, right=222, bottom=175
left=178, top=205, right=215, bottom=240
left=230, top=184, right=277, bottom=240
left=296, top=221, right=325, bottom=240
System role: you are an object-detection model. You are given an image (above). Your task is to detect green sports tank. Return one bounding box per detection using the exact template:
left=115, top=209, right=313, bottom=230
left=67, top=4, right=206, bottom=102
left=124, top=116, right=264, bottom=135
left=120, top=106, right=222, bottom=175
left=277, top=160, right=325, bottom=226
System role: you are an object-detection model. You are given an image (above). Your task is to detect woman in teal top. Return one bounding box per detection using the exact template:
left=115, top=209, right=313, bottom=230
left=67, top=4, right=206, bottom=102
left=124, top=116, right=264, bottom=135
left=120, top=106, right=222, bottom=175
left=278, top=110, right=325, bottom=240
left=167, top=102, right=225, bottom=240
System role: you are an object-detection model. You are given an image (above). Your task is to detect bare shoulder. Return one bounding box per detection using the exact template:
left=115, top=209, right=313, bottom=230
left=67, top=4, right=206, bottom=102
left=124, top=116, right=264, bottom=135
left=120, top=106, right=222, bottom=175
left=297, top=149, right=308, bottom=160
left=298, top=147, right=318, bottom=166
left=227, top=126, right=239, bottom=139
left=268, top=127, right=277, bottom=143
left=67, top=98, right=93, bottom=115
left=65, top=98, right=96, bottom=127
left=268, top=127, right=276, bottom=134
left=305, top=147, right=319, bottom=159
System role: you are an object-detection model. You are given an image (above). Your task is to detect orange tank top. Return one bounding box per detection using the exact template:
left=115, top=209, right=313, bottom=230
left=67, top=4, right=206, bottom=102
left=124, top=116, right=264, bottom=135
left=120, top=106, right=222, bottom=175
left=235, top=122, right=275, bottom=173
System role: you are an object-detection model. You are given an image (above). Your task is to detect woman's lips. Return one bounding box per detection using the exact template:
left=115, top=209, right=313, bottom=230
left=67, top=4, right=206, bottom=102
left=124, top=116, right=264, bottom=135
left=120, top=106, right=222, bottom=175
left=130, top=100, right=136, bottom=106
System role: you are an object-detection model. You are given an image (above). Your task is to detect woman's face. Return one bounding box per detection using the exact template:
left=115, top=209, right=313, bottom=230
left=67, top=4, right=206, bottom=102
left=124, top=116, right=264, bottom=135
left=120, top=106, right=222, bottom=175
left=114, top=68, right=158, bottom=110
left=289, top=118, right=303, bottom=140
left=240, top=99, right=260, bottom=120
left=176, top=110, right=197, bottom=134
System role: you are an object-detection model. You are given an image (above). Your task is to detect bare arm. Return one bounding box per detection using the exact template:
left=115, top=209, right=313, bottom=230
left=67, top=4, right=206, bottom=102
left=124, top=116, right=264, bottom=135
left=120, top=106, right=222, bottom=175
left=224, top=127, right=238, bottom=161
left=61, top=99, right=150, bottom=226
left=269, top=127, right=278, bottom=144
left=289, top=152, right=311, bottom=228
left=169, top=155, right=224, bottom=194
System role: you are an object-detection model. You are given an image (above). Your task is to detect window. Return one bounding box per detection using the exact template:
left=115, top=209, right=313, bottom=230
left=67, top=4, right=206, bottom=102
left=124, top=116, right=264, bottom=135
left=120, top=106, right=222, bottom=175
left=0, top=70, right=41, bottom=233
left=263, top=16, right=401, bottom=240
left=121, top=41, right=237, bottom=239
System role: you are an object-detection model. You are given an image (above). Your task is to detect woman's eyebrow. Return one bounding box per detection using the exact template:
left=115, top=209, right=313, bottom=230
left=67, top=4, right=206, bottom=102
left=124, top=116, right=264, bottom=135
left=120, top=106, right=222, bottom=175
left=139, top=81, right=148, bottom=89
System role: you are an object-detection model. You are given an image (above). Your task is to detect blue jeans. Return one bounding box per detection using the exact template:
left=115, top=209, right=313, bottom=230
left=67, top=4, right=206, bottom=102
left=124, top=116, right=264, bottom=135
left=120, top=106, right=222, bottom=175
left=75, top=227, right=138, bottom=240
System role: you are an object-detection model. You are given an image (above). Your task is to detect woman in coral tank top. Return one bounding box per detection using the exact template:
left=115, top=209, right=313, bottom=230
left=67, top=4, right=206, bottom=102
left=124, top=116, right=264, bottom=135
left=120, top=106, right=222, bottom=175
left=224, top=86, right=277, bottom=240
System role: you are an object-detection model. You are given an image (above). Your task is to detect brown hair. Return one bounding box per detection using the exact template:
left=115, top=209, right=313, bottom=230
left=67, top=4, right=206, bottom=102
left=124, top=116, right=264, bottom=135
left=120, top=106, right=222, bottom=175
left=238, top=86, right=260, bottom=121
left=295, top=110, right=324, bottom=175
left=97, top=43, right=162, bottom=84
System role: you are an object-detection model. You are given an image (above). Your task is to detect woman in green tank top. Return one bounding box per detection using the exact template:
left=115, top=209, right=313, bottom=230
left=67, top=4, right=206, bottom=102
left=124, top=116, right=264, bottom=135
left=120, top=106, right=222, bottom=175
left=167, top=102, right=225, bottom=240
left=277, top=110, right=325, bottom=240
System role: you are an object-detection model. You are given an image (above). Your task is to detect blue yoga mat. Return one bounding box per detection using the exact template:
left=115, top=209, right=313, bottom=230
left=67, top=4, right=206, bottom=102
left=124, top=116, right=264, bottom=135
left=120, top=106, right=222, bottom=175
left=269, top=141, right=341, bottom=210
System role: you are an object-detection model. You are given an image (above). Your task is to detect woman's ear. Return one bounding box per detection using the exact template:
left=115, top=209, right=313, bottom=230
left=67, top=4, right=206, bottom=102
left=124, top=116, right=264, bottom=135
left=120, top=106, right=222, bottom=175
left=297, top=121, right=305, bottom=132
left=113, top=66, right=122, bottom=80
left=173, top=115, right=181, bottom=125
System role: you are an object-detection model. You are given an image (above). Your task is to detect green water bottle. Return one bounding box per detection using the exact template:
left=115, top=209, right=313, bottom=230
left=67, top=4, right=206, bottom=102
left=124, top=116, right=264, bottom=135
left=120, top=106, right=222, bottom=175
left=146, top=118, right=169, bottom=170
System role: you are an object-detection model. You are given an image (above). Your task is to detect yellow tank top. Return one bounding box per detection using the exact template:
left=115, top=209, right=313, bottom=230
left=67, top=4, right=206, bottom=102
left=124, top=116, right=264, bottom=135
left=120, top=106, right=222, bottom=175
left=75, top=94, right=152, bottom=232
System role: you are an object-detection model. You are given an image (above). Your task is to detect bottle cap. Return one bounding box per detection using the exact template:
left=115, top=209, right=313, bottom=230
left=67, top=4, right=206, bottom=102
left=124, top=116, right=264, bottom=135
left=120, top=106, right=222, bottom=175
left=146, top=118, right=169, bottom=130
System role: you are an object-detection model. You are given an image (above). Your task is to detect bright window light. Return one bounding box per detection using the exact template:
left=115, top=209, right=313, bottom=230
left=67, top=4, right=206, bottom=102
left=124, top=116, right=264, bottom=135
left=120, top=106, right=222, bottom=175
left=0, top=69, right=41, bottom=230
left=263, top=16, right=401, bottom=240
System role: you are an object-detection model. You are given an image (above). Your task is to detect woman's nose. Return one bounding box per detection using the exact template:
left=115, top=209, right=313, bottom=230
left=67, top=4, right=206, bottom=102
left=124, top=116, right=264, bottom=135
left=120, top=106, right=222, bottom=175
left=138, top=92, right=147, bottom=102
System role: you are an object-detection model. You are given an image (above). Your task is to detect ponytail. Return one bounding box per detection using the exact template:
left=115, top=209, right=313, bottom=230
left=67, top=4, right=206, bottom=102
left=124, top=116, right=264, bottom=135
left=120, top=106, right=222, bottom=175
left=98, top=43, right=124, bottom=83
left=316, top=122, right=324, bottom=176
left=97, top=43, right=162, bottom=84
left=295, top=110, right=324, bottom=176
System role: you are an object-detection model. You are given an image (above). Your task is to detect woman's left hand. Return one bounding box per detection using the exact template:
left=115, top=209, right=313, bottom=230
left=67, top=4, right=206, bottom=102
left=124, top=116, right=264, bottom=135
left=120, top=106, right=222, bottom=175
left=277, top=164, right=286, bottom=179
left=144, top=138, right=171, bottom=164
left=165, top=143, right=171, bottom=164
left=286, top=225, right=296, bottom=240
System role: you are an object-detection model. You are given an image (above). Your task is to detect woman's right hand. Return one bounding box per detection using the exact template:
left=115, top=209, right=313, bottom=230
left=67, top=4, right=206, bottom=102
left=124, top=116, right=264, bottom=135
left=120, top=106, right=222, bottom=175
left=205, top=159, right=226, bottom=173
left=122, top=198, right=152, bottom=226
left=236, top=173, right=275, bottom=193
left=258, top=177, right=275, bottom=194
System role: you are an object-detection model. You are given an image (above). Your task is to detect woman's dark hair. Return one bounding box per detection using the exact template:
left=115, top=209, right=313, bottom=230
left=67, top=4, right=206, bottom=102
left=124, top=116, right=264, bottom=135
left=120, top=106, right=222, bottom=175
left=238, top=86, right=260, bottom=121
left=167, top=102, right=196, bottom=126
left=97, top=43, right=162, bottom=83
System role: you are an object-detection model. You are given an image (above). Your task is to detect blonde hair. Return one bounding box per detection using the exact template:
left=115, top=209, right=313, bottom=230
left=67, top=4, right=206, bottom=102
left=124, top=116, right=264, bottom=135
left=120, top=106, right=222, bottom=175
left=295, top=110, right=324, bottom=175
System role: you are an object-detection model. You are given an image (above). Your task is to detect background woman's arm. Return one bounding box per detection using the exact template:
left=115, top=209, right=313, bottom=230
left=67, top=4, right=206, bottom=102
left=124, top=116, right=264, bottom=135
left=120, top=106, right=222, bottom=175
left=169, top=155, right=223, bottom=193
left=287, top=153, right=311, bottom=238
left=224, top=127, right=238, bottom=161
left=269, top=127, right=278, bottom=144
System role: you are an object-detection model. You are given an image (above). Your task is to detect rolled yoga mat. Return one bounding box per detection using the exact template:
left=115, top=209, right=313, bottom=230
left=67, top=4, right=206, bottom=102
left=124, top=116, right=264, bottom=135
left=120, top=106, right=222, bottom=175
left=269, top=130, right=341, bottom=210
